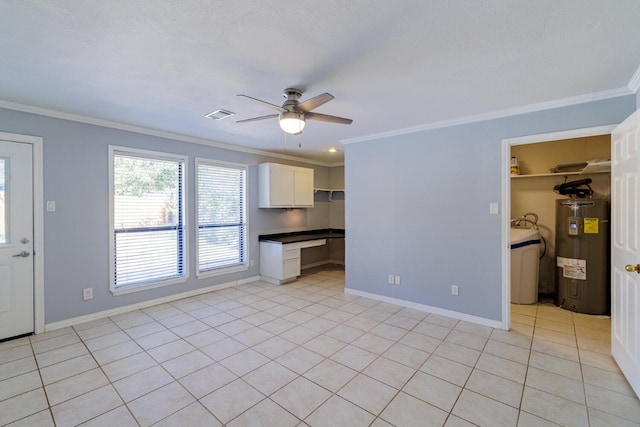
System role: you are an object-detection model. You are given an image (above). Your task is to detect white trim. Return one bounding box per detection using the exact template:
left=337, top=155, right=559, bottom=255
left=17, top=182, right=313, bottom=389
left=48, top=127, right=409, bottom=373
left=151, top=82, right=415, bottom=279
left=195, top=157, right=248, bottom=170
left=0, top=100, right=341, bottom=167
left=503, top=125, right=617, bottom=147
left=301, top=259, right=345, bottom=270
left=237, top=276, right=260, bottom=286
left=342, top=88, right=631, bottom=145
left=110, top=277, right=189, bottom=296
left=196, top=265, right=249, bottom=280
left=110, top=145, right=190, bottom=163
left=500, top=124, right=617, bottom=331
left=108, top=146, right=190, bottom=295
left=345, top=288, right=503, bottom=330
left=45, top=275, right=261, bottom=331
left=0, top=132, right=45, bottom=334
left=628, top=64, right=640, bottom=94
left=33, top=141, right=45, bottom=334
left=259, top=276, right=288, bottom=285
left=501, top=137, right=511, bottom=332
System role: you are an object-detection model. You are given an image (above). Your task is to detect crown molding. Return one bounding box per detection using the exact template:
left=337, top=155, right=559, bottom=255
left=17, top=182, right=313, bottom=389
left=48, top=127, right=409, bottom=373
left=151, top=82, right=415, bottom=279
left=342, top=87, right=633, bottom=145
left=503, top=124, right=618, bottom=147
left=0, top=100, right=339, bottom=167
left=628, top=64, right=640, bottom=93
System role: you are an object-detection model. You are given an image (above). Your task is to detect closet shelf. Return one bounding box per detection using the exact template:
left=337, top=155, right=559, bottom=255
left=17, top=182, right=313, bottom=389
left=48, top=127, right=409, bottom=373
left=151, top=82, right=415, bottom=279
left=511, top=170, right=610, bottom=179
left=314, top=188, right=344, bottom=201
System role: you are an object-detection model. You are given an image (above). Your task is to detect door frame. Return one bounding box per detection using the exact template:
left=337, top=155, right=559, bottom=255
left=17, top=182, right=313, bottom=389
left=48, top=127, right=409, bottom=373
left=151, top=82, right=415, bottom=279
left=500, top=124, right=617, bottom=330
left=0, top=131, right=44, bottom=334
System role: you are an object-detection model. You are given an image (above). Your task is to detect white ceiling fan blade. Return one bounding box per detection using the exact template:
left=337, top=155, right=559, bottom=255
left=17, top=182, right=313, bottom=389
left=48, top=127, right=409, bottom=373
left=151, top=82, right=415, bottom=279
left=237, top=94, right=286, bottom=112
left=298, top=93, right=334, bottom=112
left=236, top=114, right=279, bottom=123
left=305, top=112, right=353, bottom=125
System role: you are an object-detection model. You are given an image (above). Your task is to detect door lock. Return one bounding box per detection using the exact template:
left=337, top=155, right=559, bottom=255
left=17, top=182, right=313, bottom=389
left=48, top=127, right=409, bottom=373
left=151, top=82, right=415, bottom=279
left=12, top=251, right=31, bottom=258
left=625, top=264, right=640, bottom=273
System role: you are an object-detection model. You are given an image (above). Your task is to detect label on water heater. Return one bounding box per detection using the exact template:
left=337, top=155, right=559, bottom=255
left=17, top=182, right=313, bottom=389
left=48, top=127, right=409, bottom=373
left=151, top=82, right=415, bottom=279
left=568, top=217, right=579, bottom=235
left=583, top=218, right=599, bottom=234
left=557, top=256, right=587, bottom=280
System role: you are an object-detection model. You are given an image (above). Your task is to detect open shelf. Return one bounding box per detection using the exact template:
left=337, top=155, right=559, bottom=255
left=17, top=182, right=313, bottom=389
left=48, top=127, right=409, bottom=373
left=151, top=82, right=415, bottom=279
left=511, top=170, right=610, bottom=179
left=314, top=188, right=344, bottom=201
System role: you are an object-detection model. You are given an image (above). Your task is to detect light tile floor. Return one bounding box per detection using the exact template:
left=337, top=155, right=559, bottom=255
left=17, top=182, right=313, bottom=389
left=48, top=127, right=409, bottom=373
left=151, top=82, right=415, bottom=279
left=1, top=266, right=639, bottom=426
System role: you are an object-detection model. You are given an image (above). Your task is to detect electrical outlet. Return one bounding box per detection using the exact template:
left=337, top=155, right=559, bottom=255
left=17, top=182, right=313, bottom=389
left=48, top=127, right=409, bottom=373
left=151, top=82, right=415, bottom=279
left=394, top=275, right=401, bottom=285
left=250, top=259, right=255, bottom=267
left=83, top=288, right=93, bottom=301
left=451, top=285, right=459, bottom=296
left=388, top=274, right=394, bottom=285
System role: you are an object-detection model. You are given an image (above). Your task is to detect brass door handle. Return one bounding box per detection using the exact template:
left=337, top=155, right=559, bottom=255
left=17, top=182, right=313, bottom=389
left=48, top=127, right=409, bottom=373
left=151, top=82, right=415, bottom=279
left=625, top=264, right=640, bottom=273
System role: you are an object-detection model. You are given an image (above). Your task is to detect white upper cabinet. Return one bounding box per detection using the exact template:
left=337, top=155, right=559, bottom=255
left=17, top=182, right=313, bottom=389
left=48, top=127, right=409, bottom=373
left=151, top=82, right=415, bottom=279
left=259, top=163, right=314, bottom=208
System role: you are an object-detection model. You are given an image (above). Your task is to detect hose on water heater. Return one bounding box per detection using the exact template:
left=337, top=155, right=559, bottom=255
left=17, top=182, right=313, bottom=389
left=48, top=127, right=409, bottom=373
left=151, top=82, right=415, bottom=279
left=553, top=178, right=593, bottom=198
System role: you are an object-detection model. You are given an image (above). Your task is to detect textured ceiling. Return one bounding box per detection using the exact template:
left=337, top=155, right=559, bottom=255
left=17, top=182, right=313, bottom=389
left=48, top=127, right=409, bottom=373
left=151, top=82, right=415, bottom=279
left=1, top=0, right=639, bottom=164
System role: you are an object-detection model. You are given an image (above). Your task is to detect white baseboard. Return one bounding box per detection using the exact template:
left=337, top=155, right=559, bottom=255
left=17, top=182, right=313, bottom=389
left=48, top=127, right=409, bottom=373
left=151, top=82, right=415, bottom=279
left=260, top=260, right=345, bottom=285
left=45, top=276, right=262, bottom=332
left=259, top=276, right=297, bottom=285
left=301, top=259, right=345, bottom=270
left=344, top=287, right=504, bottom=330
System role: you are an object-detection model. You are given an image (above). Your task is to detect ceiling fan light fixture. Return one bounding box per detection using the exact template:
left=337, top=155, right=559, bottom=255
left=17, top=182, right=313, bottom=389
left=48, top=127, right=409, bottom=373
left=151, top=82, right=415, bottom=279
left=279, top=112, right=305, bottom=134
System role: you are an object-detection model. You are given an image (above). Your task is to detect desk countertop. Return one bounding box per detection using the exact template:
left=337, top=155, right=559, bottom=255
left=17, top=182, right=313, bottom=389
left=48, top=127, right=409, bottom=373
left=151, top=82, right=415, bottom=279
left=258, top=228, right=345, bottom=244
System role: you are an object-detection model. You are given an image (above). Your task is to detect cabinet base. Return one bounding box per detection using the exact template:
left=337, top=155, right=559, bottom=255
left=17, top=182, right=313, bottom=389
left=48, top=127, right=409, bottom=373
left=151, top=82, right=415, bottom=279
left=260, top=275, right=298, bottom=285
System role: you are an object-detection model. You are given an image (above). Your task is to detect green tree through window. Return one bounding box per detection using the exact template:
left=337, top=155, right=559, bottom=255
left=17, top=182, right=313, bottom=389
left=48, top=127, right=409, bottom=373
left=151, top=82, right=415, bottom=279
left=110, top=148, right=186, bottom=291
left=197, top=160, right=247, bottom=273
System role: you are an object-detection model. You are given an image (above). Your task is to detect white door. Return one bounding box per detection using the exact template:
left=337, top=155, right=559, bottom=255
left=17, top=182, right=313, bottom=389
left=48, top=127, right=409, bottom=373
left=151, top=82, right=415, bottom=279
left=611, top=108, right=640, bottom=397
left=0, top=140, right=34, bottom=340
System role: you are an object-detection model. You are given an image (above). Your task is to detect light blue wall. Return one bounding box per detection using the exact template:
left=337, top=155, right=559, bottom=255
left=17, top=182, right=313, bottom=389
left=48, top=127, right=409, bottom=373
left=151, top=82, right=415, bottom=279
left=344, top=96, right=637, bottom=322
left=0, top=107, right=333, bottom=323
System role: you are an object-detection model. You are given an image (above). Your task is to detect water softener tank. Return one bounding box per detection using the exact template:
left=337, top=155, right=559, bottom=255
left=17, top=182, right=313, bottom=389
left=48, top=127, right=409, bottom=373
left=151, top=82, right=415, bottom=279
left=555, top=199, right=609, bottom=314
left=510, top=228, right=541, bottom=304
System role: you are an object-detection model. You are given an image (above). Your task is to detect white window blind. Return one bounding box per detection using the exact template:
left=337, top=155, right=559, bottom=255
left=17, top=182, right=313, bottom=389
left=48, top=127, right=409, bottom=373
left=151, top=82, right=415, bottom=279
left=111, top=149, right=186, bottom=291
left=197, top=160, right=247, bottom=273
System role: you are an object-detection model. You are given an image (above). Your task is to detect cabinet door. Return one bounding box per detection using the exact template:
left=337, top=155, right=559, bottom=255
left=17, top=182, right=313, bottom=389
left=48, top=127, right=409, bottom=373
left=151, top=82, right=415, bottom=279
left=294, top=167, right=314, bottom=207
left=269, top=165, right=295, bottom=207
left=283, top=258, right=300, bottom=278
left=283, top=246, right=301, bottom=278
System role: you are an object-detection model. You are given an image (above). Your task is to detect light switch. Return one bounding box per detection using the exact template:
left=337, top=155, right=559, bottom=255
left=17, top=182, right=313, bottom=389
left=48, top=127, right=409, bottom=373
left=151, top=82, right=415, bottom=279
left=489, top=202, right=499, bottom=215
left=46, top=201, right=56, bottom=212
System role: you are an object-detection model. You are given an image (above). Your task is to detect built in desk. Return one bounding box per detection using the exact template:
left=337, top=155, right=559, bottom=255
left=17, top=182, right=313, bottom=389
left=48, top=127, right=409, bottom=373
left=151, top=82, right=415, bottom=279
left=258, top=229, right=345, bottom=284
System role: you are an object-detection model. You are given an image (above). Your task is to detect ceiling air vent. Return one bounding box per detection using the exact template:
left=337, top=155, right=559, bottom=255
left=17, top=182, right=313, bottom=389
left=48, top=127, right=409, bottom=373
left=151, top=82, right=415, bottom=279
left=205, top=109, right=234, bottom=120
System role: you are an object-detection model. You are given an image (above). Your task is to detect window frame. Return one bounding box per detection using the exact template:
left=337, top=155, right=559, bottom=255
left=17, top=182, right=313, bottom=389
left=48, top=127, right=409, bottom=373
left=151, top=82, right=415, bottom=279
left=108, top=145, right=189, bottom=295
left=195, top=157, right=249, bottom=278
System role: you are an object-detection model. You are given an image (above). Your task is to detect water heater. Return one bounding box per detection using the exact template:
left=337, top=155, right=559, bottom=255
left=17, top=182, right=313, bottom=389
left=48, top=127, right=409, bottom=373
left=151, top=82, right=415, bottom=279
left=555, top=199, right=609, bottom=314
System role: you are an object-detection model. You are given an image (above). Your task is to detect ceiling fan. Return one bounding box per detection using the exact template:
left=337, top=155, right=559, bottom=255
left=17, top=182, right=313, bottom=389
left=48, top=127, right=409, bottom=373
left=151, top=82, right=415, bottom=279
left=237, top=88, right=353, bottom=135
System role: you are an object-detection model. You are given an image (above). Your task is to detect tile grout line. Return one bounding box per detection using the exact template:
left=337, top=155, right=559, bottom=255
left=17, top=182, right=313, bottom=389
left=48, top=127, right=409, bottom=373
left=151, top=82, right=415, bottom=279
left=27, top=333, right=55, bottom=426
left=71, top=321, right=142, bottom=426
left=573, top=310, right=592, bottom=427
left=124, top=275, right=342, bottom=426
left=5, top=270, right=632, bottom=426
left=515, top=302, right=537, bottom=427
left=425, top=320, right=463, bottom=426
